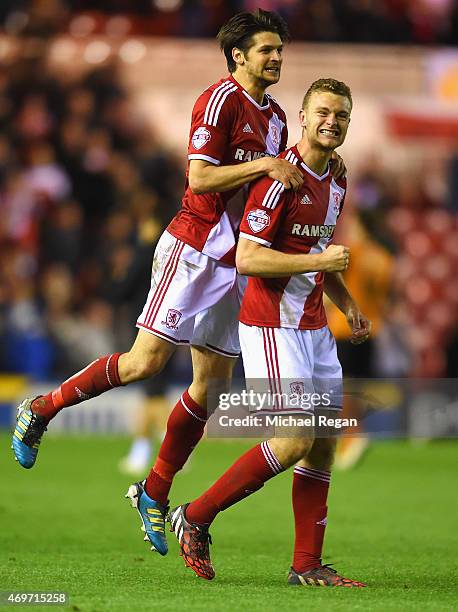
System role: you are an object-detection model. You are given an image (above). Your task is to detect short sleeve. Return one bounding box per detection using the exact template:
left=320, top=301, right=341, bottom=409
left=239, top=177, right=289, bottom=247
left=187, top=84, right=237, bottom=166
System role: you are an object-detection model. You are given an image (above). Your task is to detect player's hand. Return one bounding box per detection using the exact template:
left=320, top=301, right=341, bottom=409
left=346, top=305, right=372, bottom=345
left=267, top=158, right=304, bottom=191
left=330, top=152, right=346, bottom=179
left=320, top=244, right=350, bottom=272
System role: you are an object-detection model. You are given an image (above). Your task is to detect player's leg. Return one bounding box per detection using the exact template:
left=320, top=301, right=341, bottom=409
left=169, top=324, right=315, bottom=579
left=127, top=346, right=236, bottom=559
left=290, top=437, right=336, bottom=578
left=143, top=345, right=236, bottom=506
left=185, top=434, right=314, bottom=525
left=141, top=272, right=241, bottom=504
left=12, top=329, right=175, bottom=469
left=12, top=231, right=213, bottom=469
left=289, top=327, right=340, bottom=577
left=169, top=331, right=316, bottom=512
left=169, top=434, right=313, bottom=580
left=126, top=259, right=239, bottom=555
left=119, top=362, right=174, bottom=476
left=182, top=324, right=315, bottom=525
left=288, top=327, right=365, bottom=587
left=288, top=437, right=364, bottom=587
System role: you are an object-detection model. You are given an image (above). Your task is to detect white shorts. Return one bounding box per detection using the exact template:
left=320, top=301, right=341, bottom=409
left=137, top=231, right=246, bottom=357
left=239, top=323, right=342, bottom=412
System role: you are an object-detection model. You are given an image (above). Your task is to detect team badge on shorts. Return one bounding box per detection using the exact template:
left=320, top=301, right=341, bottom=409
left=191, top=127, right=211, bottom=150
left=247, top=209, right=270, bottom=233
left=162, top=309, right=182, bottom=330
left=290, top=381, right=305, bottom=396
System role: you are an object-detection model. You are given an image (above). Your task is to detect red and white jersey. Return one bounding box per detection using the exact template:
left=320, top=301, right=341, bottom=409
left=167, top=74, right=288, bottom=265
left=239, top=145, right=346, bottom=330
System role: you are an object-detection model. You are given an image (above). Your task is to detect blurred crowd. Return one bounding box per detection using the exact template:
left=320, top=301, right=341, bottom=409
left=0, top=0, right=457, bottom=45
left=0, top=53, right=183, bottom=380
left=0, top=6, right=457, bottom=383
left=328, top=160, right=458, bottom=379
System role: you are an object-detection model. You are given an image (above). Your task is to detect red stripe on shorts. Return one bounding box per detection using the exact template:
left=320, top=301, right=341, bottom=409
left=262, top=328, right=275, bottom=400
left=143, top=239, right=181, bottom=327
left=267, top=328, right=283, bottom=409
left=145, top=240, right=185, bottom=329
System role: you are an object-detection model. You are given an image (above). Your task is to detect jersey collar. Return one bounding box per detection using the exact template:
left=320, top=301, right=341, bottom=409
left=292, top=145, right=330, bottom=181
left=228, top=75, right=270, bottom=110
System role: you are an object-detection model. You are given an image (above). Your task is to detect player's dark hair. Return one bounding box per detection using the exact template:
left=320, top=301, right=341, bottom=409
left=217, top=9, right=290, bottom=73
left=302, top=78, right=353, bottom=109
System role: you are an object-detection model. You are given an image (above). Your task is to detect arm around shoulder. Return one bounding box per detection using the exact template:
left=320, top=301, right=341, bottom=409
left=188, top=158, right=275, bottom=195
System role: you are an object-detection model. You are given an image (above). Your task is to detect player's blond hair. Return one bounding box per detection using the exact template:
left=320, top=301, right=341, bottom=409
left=302, top=78, right=353, bottom=109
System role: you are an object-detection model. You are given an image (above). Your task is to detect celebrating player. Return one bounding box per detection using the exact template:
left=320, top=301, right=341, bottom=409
left=169, top=78, right=371, bottom=587
left=12, top=9, right=300, bottom=551
left=12, top=10, right=345, bottom=557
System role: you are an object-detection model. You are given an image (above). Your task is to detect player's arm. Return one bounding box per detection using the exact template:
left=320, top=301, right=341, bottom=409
left=188, top=158, right=303, bottom=194
left=188, top=89, right=300, bottom=193
left=324, top=272, right=371, bottom=344
left=236, top=239, right=349, bottom=278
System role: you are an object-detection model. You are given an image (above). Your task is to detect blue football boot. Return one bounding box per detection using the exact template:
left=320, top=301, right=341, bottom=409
left=12, top=397, right=48, bottom=469
left=125, top=480, right=168, bottom=556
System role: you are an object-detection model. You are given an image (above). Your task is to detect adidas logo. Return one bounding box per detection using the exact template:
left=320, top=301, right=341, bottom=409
left=75, top=387, right=91, bottom=400
left=243, top=123, right=253, bottom=133
left=316, top=517, right=327, bottom=526
left=300, top=194, right=312, bottom=205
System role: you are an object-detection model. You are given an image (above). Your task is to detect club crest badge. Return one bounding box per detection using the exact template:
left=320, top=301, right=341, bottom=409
left=333, top=191, right=342, bottom=214
left=290, top=381, right=305, bottom=396
left=162, top=309, right=182, bottom=330
left=270, top=124, right=280, bottom=147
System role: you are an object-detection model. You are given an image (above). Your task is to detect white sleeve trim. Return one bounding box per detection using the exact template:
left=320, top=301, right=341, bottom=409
left=188, top=154, right=221, bottom=166
left=239, top=232, right=272, bottom=247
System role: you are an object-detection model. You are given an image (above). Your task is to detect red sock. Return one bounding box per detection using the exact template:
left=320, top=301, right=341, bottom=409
left=145, top=390, right=207, bottom=505
left=292, top=466, right=331, bottom=573
left=186, top=441, right=283, bottom=525
left=31, top=353, right=123, bottom=422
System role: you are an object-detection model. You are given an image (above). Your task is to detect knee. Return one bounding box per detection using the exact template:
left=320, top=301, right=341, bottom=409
left=307, top=438, right=337, bottom=471
left=290, top=438, right=314, bottom=463
left=269, top=437, right=313, bottom=469
left=190, top=373, right=232, bottom=411
left=137, top=356, right=166, bottom=380
left=192, top=373, right=231, bottom=395
left=119, top=349, right=168, bottom=383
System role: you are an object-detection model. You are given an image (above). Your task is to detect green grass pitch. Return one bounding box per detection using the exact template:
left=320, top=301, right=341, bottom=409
left=1, top=434, right=457, bottom=611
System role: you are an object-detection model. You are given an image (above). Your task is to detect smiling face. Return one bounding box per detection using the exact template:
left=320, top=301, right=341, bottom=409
left=233, top=31, right=283, bottom=89
left=300, top=90, right=351, bottom=152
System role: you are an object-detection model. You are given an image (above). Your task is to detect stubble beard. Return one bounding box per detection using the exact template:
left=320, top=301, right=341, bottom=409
left=247, top=65, right=280, bottom=91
